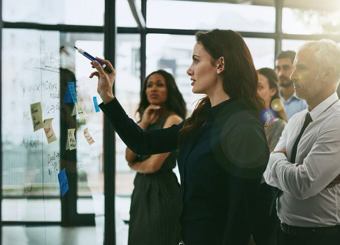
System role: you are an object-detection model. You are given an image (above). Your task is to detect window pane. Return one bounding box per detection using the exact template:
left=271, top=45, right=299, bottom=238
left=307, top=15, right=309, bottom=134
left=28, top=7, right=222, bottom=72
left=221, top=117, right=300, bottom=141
left=115, top=34, right=141, bottom=196
left=244, top=38, right=275, bottom=69
left=115, top=34, right=141, bottom=245
left=117, top=0, right=138, bottom=27
left=282, top=39, right=307, bottom=52
left=147, top=0, right=275, bottom=32
left=283, top=8, right=340, bottom=34
left=147, top=34, right=203, bottom=114
left=3, top=0, right=104, bottom=25
left=2, top=29, right=61, bottom=221
left=2, top=30, right=104, bottom=236
left=64, top=34, right=104, bottom=217
left=3, top=0, right=138, bottom=27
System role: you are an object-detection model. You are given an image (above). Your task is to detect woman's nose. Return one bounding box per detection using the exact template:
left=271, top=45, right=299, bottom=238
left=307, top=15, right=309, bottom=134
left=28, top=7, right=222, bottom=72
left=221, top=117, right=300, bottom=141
left=187, top=66, right=192, bottom=76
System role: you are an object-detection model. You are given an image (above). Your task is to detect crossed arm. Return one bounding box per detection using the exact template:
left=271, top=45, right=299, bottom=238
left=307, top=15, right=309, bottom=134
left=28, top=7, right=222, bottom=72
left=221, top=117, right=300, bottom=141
left=264, top=121, right=340, bottom=200
left=125, top=114, right=183, bottom=174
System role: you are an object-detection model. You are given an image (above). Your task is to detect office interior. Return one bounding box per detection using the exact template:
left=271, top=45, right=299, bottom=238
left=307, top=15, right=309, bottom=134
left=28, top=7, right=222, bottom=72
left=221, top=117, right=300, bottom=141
left=1, top=0, right=340, bottom=244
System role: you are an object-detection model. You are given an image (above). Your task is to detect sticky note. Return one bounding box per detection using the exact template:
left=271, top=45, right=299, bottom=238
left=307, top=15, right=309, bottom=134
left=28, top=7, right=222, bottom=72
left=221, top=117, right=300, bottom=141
left=43, top=118, right=57, bottom=143
left=58, top=169, right=69, bottom=197
left=67, top=81, right=77, bottom=103
left=66, top=128, right=76, bottom=150
left=30, top=102, right=44, bottom=131
left=84, top=128, right=95, bottom=145
left=93, top=96, right=100, bottom=112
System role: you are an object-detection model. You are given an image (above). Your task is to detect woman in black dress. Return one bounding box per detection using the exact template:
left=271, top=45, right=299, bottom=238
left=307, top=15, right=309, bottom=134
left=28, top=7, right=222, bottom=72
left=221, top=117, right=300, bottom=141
left=125, top=70, right=186, bottom=245
left=90, top=29, right=270, bottom=245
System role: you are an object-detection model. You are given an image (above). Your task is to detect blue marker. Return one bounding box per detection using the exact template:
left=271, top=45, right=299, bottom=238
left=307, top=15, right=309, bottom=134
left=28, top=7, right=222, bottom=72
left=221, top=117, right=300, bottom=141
left=93, top=96, right=100, bottom=112
left=74, top=46, right=112, bottom=73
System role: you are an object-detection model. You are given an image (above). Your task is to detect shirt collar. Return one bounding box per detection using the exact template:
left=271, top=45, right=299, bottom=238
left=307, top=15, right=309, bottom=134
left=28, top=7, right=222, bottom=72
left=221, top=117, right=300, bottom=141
left=281, top=93, right=300, bottom=103
left=309, top=92, right=339, bottom=120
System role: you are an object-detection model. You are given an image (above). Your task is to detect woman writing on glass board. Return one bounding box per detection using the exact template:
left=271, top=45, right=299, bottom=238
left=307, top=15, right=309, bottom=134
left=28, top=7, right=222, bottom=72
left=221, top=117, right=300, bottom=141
left=90, top=29, right=269, bottom=245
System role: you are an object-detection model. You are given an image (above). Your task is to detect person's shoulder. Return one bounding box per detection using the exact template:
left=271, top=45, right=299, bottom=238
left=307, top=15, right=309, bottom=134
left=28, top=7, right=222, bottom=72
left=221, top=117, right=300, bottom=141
left=287, top=109, right=307, bottom=122
left=323, top=104, right=340, bottom=126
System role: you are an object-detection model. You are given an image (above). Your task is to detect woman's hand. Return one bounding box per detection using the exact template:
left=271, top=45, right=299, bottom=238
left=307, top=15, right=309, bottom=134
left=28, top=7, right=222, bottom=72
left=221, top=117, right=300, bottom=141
left=89, top=58, right=115, bottom=104
left=139, top=105, right=161, bottom=128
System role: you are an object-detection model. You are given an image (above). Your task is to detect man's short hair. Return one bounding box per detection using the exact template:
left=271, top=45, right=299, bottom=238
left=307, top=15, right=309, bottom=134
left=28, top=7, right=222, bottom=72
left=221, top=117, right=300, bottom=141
left=300, top=40, right=340, bottom=83
left=276, top=50, right=296, bottom=64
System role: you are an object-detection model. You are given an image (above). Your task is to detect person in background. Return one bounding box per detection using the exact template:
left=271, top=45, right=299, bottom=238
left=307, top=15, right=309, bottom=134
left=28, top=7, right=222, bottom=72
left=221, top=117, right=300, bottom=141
left=257, top=67, right=287, bottom=151
left=125, top=70, right=186, bottom=245
left=90, top=29, right=269, bottom=245
left=264, top=40, right=340, bottom=245
left=248, top=67, right=287, bottom=245
left=275, top=51, right=307, bottom=119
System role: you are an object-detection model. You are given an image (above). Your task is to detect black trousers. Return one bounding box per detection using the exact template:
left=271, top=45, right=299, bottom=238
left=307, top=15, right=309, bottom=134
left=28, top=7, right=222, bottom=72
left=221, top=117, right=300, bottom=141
left=251, top=183, right=279, bottom=245
left=277, top=225, right=340, bottom=245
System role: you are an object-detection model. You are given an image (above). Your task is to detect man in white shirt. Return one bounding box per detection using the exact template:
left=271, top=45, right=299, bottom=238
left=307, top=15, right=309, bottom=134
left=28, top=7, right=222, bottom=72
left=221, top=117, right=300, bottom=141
left=275, top=51, right=307, bottom=119
left=264, top=40, right=340, bottom=245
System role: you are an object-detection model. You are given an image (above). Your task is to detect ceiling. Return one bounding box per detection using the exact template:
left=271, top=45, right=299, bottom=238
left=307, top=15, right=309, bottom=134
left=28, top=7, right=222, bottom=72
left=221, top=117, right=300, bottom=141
left=173, top=0, right=340, bottom=11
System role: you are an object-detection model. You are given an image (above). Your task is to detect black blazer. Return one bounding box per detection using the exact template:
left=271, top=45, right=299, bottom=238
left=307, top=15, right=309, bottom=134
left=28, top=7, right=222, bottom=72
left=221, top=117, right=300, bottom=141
left=100, top=98, right=269, bottom=245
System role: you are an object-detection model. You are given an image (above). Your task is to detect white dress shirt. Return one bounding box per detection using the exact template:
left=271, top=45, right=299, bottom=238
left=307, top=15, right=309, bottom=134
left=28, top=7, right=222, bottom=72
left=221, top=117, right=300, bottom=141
left=281, top=93, right=307, bottom=119
left=264, top=92, right=340, bottom=227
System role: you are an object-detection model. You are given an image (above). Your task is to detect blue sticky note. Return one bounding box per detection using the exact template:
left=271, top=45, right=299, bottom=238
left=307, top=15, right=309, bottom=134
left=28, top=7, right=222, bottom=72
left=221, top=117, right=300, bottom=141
left=64, top=89, right=73, bottom=103
left=93, top=96, right=100, bottom=112
left=58, top=168, right=69, bottom=197
left=67, top=81, right=77, bottom=103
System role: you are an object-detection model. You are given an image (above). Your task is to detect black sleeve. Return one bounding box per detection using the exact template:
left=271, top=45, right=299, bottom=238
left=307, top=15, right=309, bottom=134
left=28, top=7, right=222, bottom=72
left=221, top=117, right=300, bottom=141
left=216, top=112, right=269, bottom=179
left=99, top=98, right=182, bottom=154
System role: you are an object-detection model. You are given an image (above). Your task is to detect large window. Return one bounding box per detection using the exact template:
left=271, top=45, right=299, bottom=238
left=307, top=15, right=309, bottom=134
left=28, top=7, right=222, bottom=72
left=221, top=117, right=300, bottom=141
left=283, top=7, right=340, bottom=34
left=3, top=0, right=104, bottom=25
left=244, top=38, right=275, bottom=69
left=2, top=29, right=60, bottom=221
left=146, top=34, right=202, bottom=113
left=282, top=39, right=307, bottom=52
left=115, top=34, right=141, bottom=197
left=147, top=0, right=275, bottom=32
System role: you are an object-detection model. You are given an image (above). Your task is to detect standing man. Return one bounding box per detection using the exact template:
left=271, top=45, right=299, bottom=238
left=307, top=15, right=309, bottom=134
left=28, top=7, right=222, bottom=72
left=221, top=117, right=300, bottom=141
left=264, top=40, right=340, bottom=245
left=275, top=50, right=307, bottom=119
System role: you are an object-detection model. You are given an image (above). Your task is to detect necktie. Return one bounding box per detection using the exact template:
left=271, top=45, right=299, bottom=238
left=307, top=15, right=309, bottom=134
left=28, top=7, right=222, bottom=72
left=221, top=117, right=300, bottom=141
left=269, top=112, right=312, bottom=215
left=290, top=112, right=312, bottom=163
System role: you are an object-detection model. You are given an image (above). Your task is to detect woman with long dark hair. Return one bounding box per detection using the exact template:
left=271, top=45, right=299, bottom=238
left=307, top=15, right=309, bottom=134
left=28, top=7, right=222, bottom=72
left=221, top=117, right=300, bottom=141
left=90, top=29, right=269, bottom=245
left=125, top=70, right=186, bottom=245
left=257, top=67, right=287, bottom=151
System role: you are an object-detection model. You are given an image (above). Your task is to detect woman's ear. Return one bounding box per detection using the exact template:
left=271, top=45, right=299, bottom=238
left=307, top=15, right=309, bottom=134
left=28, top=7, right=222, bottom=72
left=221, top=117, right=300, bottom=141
left=216, top=57, right=225, bottom=74
left=270, top=88, right=277, bottom=97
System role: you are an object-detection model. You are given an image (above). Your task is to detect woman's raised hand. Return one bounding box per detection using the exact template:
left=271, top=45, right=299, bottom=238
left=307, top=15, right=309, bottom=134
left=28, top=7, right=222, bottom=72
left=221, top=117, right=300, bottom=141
left=89, top=58, right=116, bottom=104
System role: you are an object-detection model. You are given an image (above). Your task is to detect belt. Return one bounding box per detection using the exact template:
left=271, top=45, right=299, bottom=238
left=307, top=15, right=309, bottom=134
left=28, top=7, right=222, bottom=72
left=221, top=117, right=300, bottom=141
left=280, top=223, right=340, bottom=236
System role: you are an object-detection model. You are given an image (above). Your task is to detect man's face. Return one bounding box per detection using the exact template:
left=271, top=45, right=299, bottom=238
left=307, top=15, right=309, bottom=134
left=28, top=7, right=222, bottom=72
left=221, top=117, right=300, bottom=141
left=275, top=58, right=294, bottom=88
left=290, top=48, right=321, bottom=101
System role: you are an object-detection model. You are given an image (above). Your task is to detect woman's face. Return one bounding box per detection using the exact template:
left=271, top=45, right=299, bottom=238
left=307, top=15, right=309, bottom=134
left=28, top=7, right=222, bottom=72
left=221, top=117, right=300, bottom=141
left=187, top=42, right=219, bottom=94
left=257, top=73, right=276, bottom=109
left=145, top=73, right=168, bottom=106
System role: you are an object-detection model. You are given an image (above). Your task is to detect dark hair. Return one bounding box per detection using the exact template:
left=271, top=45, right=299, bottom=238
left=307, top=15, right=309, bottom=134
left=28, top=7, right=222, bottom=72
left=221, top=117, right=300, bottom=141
left=137, top=69, right=187, bottom=120
left=276, top=50, right=296, bottom=64
left=258, top=67, right=287, bottom=121
left=180, top=29, right=264, bottom=138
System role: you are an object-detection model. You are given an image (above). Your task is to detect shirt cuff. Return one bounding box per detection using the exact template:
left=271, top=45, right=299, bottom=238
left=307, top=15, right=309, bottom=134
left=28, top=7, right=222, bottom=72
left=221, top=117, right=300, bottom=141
left=99, top=97, right=121, bottom=116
